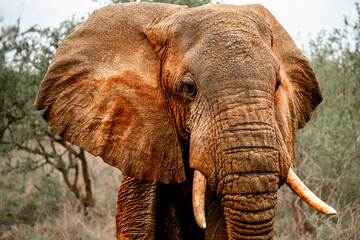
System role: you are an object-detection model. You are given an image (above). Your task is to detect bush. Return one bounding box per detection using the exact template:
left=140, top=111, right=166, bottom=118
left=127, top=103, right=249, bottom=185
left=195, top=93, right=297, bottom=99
left=275, top=2, right=360, bottom=239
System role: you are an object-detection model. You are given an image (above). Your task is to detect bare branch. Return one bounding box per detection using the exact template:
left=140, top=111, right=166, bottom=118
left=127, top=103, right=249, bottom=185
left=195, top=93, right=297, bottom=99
left=79, top=149, right=94, bottom=208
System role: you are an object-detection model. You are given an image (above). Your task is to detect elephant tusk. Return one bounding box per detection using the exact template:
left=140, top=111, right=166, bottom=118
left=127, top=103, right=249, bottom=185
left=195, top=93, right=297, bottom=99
left=192, top=170, right=207, bottom=229
left=286, top=167, right=337, bottom=215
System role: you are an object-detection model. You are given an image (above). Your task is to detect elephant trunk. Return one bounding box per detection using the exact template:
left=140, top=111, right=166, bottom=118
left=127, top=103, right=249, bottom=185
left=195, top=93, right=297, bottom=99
left=214, top=98, right=280, bottom=239
left=221, top=175, right=278, bottom=240
left=191, top=77, right=335, bottom=237
left=191, top=90, right=282, bottom=237
left=192, top=169, right=279, bottom=239
left=216, top=123, right=280, bottom=239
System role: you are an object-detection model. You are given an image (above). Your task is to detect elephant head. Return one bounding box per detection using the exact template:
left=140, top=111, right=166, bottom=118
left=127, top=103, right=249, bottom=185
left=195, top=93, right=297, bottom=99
left=35, top=3, right=336, bottom=239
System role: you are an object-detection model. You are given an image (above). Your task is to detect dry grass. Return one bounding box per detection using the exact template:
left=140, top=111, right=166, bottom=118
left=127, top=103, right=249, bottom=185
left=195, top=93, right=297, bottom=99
left=1, top=152, right=358, bottom=239
left=0, top=154, right=121, bottom=240
left=274, top=156, right=360, bottom=240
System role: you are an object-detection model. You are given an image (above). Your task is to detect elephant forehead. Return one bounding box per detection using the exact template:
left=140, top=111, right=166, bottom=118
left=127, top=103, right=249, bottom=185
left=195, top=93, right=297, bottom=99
left=165, top=7, right=278, bottom=86
left=183, top=38, right=278, bottom=94
left=171, top=4, right=272, bottom=53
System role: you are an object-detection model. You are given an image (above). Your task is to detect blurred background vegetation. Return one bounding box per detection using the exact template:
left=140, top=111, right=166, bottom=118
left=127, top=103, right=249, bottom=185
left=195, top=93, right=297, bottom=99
left=0, top=0, right=359, bottom=239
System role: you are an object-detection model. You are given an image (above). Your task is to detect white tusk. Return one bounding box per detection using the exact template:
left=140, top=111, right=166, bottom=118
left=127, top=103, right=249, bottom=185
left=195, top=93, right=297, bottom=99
left=286, top=167, right=337, bottom=215
left=192, top=170, right=207, bottom=229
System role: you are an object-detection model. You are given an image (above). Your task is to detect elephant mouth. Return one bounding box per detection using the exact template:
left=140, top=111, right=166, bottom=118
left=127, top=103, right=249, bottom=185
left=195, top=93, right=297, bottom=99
left=191, top=168, right=336, bottom=229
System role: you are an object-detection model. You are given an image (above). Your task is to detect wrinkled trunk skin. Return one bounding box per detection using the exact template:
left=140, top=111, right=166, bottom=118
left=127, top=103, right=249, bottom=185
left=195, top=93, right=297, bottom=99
left=218, top=150, right=279, bottom=240
left=217, top=150, right=279, bottom=239
left=221, top=176, right=278, bottom=239
left=213, top=96, right=280, bottom=239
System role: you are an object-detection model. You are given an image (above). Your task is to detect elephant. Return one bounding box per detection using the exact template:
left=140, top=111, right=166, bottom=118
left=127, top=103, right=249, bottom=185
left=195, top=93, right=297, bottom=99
left=34, top=2, right=336, bottom=239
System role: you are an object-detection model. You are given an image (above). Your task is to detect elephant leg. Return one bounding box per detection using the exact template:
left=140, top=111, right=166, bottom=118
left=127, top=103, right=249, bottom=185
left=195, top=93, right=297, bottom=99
left=159, top=175, right=205, bottom=240
left=116, top=175, right=158, bottom=240
left=116, top=174, right=205, bottom=240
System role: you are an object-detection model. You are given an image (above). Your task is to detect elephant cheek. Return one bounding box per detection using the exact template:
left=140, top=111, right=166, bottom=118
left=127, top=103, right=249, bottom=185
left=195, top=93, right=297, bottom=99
left=189, top=133, right=217, bottom=191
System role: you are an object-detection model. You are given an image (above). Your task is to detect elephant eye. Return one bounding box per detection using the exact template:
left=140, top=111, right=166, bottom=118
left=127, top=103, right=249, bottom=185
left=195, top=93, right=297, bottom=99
left=275, top=82, right=281, bottom=93
left=182, top=81, right=197, bottom=99
left=275, top=76, right=282, bottom=93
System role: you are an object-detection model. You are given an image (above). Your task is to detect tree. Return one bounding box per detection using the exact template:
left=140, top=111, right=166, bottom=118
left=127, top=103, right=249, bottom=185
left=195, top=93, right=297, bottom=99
left=276, top=2, right=360, bottom=239
left=0, top=17, right=95, bottom=209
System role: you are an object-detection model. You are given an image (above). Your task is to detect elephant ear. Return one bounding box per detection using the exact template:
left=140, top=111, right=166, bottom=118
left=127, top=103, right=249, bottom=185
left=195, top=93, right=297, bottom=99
left=251, top=5, right=323, bottom=159
left=34, top=3, right=187, bottom=184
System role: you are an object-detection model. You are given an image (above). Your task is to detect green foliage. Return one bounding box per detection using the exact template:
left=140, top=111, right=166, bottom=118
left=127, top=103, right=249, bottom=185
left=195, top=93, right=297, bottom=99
left=0, top=159, right=121, bottom=239
left=276, top=2, right=360, bottom=239
left=0, top=16, right=98, bottom=238
left=0, top=17, right=83, bottom=155
left=0, top=170, right=66, bottom=229
left=300, top=2, right=360, bottom=206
